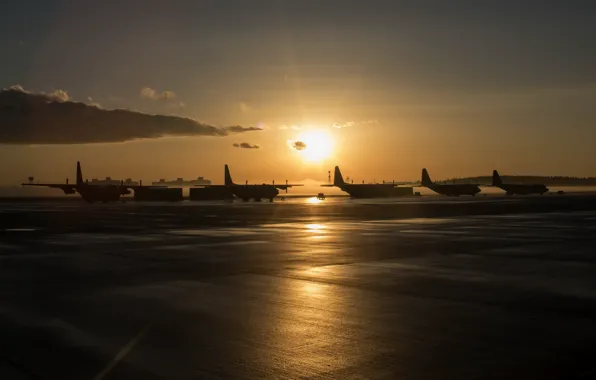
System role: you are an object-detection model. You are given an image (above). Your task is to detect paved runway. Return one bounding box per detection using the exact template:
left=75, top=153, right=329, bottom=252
left=2, top=196, right=596, bottom=379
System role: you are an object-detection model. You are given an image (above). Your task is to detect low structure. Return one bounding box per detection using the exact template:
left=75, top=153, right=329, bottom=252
left=134, top=187, right=183, bottom=202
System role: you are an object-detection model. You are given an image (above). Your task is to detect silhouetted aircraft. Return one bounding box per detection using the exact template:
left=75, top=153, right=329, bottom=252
left=322, top=166, right=412, bottom=198
left=196, top=164, right=302, bottom=202
left=492, top=170, right=548, bottom=195
left=421, top=168, right=481, bottom=196
left=22, top=161, right=151, bottom=203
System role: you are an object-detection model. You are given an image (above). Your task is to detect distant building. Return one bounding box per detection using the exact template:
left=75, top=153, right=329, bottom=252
left=152, top=177, right=212, bottom=186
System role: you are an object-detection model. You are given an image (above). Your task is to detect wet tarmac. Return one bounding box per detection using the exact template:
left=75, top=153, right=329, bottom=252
left=2, top=195, right=596, bottom=379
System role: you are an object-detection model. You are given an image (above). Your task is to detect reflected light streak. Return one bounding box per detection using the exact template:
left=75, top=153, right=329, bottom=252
left=305, top=223, right=326, bottom=232
left=306, top=197, right=323, bottom=204
left=305, top=223, right=327, bottom=240
left=302, top=283, right=323, bottom=295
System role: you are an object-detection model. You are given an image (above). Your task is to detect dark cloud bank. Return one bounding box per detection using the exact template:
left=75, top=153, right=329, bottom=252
left=0, top=86, right=261, bottom=144
left=233, top=142, right=260, bottom=149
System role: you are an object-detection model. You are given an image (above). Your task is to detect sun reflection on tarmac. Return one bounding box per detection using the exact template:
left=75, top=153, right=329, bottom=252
left=305, top=223, right=325, bottom=232
left=302, top=282, right=324, bottom=296
left=305, top=223, right=327, bottom=239
left=306, top=197, right=324, bottom=205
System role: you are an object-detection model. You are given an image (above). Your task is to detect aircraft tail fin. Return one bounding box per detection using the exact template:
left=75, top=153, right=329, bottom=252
left=76, top=161, right=83, bottom=185
left=492, top=170, right=502, bottom=187
left=334, top=166, right=345, bottom=186
left=224, top=164, right=234, bottom=186
left=421, top=168, right=432, bottom=187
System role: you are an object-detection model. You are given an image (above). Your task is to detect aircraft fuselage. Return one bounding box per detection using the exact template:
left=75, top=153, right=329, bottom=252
left=232, top=184, right=279, bottom=201
left=498, top=184, right=548, bottom=195
left=77, top=185, right=125, bottom=202
left=339, top=184, right=412, bottom=198
left=427, top=184, right=481, bottom=196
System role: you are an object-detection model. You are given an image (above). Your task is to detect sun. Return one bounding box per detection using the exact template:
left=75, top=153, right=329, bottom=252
left=295, top=129, right=334, bottom=163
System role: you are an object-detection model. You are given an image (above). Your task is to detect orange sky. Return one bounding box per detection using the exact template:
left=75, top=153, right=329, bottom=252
left=1, top=2, right=596, bottom=185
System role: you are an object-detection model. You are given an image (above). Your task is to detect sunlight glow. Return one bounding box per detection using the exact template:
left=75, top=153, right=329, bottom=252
left=303, top=283, right=324, bottom=295
left=305, top=223, right=325, bottom=232
left=306, top=197, right=323, bottom=204
left=295, top=129, right=334, bottom=163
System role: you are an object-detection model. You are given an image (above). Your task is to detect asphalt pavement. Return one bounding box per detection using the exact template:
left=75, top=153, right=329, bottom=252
left=1, top=195, right=596, bottom=379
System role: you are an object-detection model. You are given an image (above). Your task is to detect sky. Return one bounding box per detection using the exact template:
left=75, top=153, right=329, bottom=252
left=1, top=0, right=596, bottom=185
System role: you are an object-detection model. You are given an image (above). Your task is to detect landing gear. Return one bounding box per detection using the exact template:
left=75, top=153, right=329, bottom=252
left=269, top=198, right=274, bottom=202
left=254, top=198, right=262, bottom=202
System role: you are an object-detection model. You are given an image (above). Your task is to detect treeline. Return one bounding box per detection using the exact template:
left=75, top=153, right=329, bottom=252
left=438, top=176, right=596, bottom=186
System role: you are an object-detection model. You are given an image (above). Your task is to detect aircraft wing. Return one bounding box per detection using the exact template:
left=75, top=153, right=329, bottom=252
left=322, top=183, right=414, bottom=187
left=274, top=184, right=304, bottom=190
left=22, top=183, right=77, bottom=194
left=22, top=183, right=76, bottom=190
left=125, top=185, right=168, bottom=189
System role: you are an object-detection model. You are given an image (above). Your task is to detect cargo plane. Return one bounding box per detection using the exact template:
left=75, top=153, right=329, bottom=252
left=22, top=161, right=151, bottom=202
left=196, top=165, right=303, bottom=202
left=322, top=166, right=412, bottom=198
left=492, top=170, right=548, bottom=195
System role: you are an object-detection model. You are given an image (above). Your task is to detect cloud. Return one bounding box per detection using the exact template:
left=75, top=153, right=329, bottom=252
left=48, top=89, right=69, bottom=102
left=291, top=141, right=307, bottom=151
left=87, top=97, right=101, bottom=107
left=333, top=119, right=378, bottom=128
left=6, top=85, right=70, bottom=103
left=140, top=87, right=177, bottom=101
left=239, top=102, right=253, bottom=113
left=225, top=125, right=263, bottom=133
left=0, top=86, right=258, bottom=144
left=278, top=124, right=301, bottom=130
left=233, top=142, right=260, bottom=149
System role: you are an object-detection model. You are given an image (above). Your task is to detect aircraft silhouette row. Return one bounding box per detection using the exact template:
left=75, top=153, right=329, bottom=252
left=22, top=162, right=302, bottom=202
left=324, top=166, right=549, bottom=197
left=23, top=161, right=549, bottom=202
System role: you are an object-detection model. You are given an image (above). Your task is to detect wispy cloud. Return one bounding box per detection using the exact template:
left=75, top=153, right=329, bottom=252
left=140, top=87, right=177, bottom=101
left=225, top=125, right=263, bottom=133
left=279, top=124, right=301, bottom=130
left=87, top=97, right=101, bottom=107
left=0, top=86, right=260, bottom=144
left=333, top=119, right=378, bottom=128
left=233, top=142, right=260, bottom=149
left=238, top=102, right=253, bottom=113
